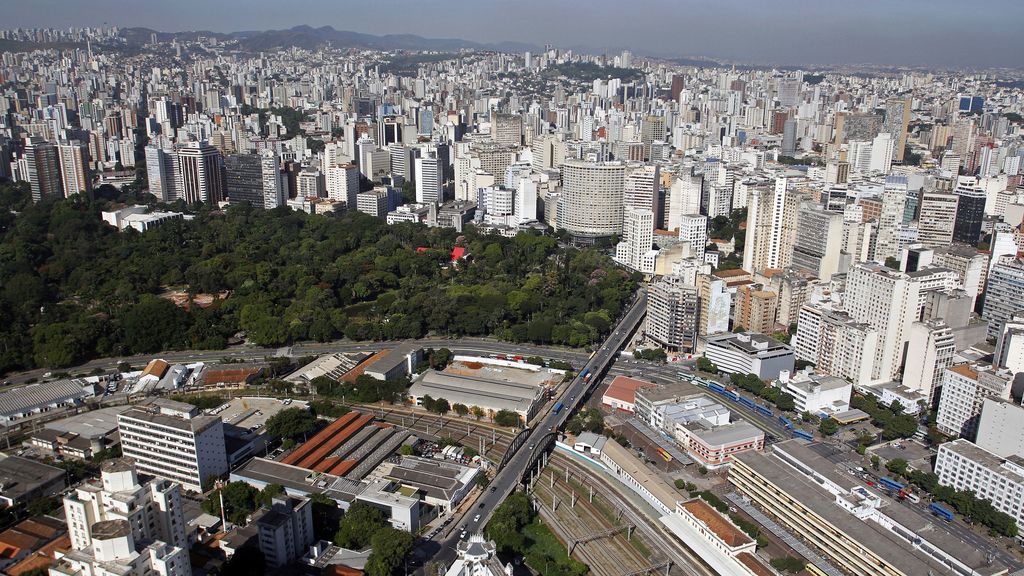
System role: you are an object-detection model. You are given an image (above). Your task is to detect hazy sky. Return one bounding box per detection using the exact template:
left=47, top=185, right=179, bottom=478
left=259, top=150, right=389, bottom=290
left=7, top=0, right=1022, bottom=68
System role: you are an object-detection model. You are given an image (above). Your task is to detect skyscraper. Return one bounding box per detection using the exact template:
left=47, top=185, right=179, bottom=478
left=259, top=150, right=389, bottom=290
left=983, top=259, right=1024, bottom=340
left=145, top=145, right=178, bottom=202
left=843, top=263, right=922, bottom=382
left=559, top=160, right=625, bottom=239
left=953, top=176, right=986, bottom=245
left=742, top=176, right=799, bottom=273
left=177, top=141, right=224, bottom=204
left=415, top=147, right=443, bottom=204
left=884, top=97, right=912, bottom=163
left=326, top=162, right=360, bottom=206
left=58, top=140, right=91, bottom=197
left=614, top=208, right=657, bottom=274
left=646, top=275, right=699, bottom=352
left=790, top=203, right=844, bottom=279
left=916, top=191, right=959, bottom=248
left=260, top=150, right=284, bottom=209
left=25, top=136, right=62, bottom=202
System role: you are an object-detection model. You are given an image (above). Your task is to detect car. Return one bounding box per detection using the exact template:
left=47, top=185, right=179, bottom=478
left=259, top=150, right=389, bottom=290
left=489, top=486, right=496, bottom=492
left=478, top=502, right=485, bottom=509
left=473, top=514, right=481, bottom=522
left=529, top=444, right=535, bottom=450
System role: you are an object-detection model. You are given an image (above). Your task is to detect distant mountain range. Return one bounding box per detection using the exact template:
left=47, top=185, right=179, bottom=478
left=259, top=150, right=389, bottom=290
left=119, top=25, right=543, bottom=55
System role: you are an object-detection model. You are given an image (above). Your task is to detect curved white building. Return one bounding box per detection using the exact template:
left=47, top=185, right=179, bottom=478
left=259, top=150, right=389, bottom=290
left=559, top=160, right=625, bottom=238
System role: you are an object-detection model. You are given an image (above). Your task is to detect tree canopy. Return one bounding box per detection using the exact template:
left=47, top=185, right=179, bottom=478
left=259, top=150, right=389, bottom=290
left=0, top=181, right=637, bottom=375
left=264, top=407, right=317, bottom=440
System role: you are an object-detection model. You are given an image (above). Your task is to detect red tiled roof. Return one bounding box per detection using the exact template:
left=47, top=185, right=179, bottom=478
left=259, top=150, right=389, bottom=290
left=603, top=376, right=656, bottom=404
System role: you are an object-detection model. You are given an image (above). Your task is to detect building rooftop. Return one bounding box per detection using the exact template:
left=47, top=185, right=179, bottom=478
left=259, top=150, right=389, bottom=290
left=603, top=376, right=657, bottom=405
left=680, top=498, right=751, bottom=548
left=600, top=440, right=681, bottom=511
left=941, top=439, right=1024, bottom=485
left=0, top=455, right=65, bottom=503
left=90, top=520, right=131, bottom=540
left=686, top=419, right=763, bottom=447
left=409, top=370, right=541, bottom=415
left=0, top=379, right=91, bottom=418
left=43, top=406, right=124, bottom=439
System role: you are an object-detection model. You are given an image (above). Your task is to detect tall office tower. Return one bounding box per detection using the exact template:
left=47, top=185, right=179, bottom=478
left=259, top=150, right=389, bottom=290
left=515, top=176, right=538, bottom=223
left=872, top=179, right=908, bottom=263
left=848, top=140, right=874, bottom=174
left=697, top=273, right=731, bottom=336
left=984, top=259, right=1024, bottom=340
left=623, top=164, right=660, bottom=215
left=24, top=136, right=62, bottom=202
left=843, top=263, right=921, bottom=382
left=388, top=143, right=412, bottom=181
left=932, top=245, right=986, bottom=306
left=884, top=97, right=912, bottom=162
left=63, top=459, right=188, bottom=552
left=901, top=319, right=956, bottom=404
left=790, top=203, right=843, bottom=279
left=776, top=78, right=801, bottom=107
left=58, top=140, right=91, bottom=197
left=326, top=162, right=360, bottom=206
left=415, top=148, right=443, bottom=204
left=792, top=304, right=878, bottom=387
left=296, top=169, right=325, bottom=198
left=994, top=312, right=1024, bottom=375
left=490, top=113, right=523, bottom=146
left=377, top=115, right=403, bottom=147
left=868, top=132, right=895, bottom=174
left=668, top=172, right=703, bottom=228
left=742, top=177, right=799, bottom=273
left=936, top=364, right=1013, bottom=438
left=614, top=208, right=657, bottom=274
left=735, top=284, right=778, bottom=334
left=824, top=160, right=849, bottom=185
left=678, top=214, right=708, bottom=258
left=834, top=111, right=882, bottom=144
left=916, top=191, right=959, bottom=248
left=670, top=74, right=686, bottom=101
left=953, top=176, right=986, bottom=245
left=177, top=141, right=224, bottom=204
left=224, top=153, right=264, bottom=204
left=357, top=188, right=392, bottom=218
left=645, top=275, right=699, bottom=352
left=531, top=134, right=565, bottom=171
left=640, top=115, right=666, bottom=159
left=117, top=399, right=228, bottom=493
left=781, top=119, right=797, bottom=156
left=257, top=496, right=315, bottom=568
left=145, top=145, right=178, bottom=202
left=559, top=160, right=625, bottom=238
left=260, top=151, right=284, bottom=209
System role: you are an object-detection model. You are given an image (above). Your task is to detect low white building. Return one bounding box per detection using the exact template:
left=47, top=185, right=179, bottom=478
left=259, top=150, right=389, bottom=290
left=777, top=371, right=851, bottom=415
left=704, top=333, right=795, bottom=380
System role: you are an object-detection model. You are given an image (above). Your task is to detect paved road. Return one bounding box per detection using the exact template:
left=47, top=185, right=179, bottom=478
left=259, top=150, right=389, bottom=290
left=425, top=293, right=649, bottom=566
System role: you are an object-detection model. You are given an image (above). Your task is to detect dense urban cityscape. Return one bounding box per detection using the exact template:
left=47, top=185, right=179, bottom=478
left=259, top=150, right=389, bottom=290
left=1, top=5, right=1024, bottom=576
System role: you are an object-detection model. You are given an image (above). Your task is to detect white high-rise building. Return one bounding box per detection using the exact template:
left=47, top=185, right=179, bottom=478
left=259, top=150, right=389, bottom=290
left=559, top=160, right=625, bottom=238
left=868, top=132, right=895, bottom=174
left=260, top=151, right=284, bottom=209
left=415, top=148, right=443, bottom=204
left=791, top=203, right=844, bottom=279
left=678, top=214, right=708, bottom=258
left=623, top=164, right=660, bottom=214
left=743, top=176, right=798, bottom=273
left=983, top=259, right=1024, bottom=340
left=935, top=440, right=1024, bottom=537
left=117, top=399, right=228, bottom=493
left=667, top=172, right=702, bottom=229
left=145, top=145, right=178, bottom=202
left=257, top=496, right=315, bottom=568
left=58, top=140, right=91, bottom=198
left=325, top=162, right=360, bottom=206
left=842, top=263, right=921, bottom=382
left=57, top=458, right=190, bottom=576
left=901, top=319, right=956, bottom=404
left=994, top=311, right=1024, bottom=375
left=975, top=398, right=1024, bottom=457
left=792, top=303, right=878, bottom=388
left=615, top=208, right=658, bottom=274
left=935, top=364, right=1012, bottom=438
left=872, top=179, right=907, bottom=263
left=515, top=176, right=538, bottom=223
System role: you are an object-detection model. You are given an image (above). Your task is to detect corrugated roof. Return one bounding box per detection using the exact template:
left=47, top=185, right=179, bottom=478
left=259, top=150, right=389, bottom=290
left=0, top=380, right=89, bottom=417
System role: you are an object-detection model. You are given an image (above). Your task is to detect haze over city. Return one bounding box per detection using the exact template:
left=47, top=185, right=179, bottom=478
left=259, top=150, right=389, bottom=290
left=5, top=0, right=1024, bottom=67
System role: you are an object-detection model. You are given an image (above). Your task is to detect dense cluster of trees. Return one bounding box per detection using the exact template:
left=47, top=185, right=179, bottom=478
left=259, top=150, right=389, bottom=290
left=333, top=502, right=415, bottom=576
left=264, top=407, right=317, bottom=440
left=633, top=348, right=667, bottom=362
left=486, top=492, right=588, bottom=576
left=850, top=394, right=919, bottom=440
left=566, top=407, right=605, bottom=436
left=201, top=482, right=285, bottom=525
left=884, top=465, right=1019, bottom=537
left=728, top=372, right=796, bottom=412
left=312, top=374, right=410, bottom=404
left=0, top=183, right=636, bottom=375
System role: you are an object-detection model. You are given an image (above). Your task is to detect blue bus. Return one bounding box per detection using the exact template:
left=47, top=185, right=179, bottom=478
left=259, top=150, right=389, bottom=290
left=755, top=405, right=774, bottom=418
left=553, top=402, right=564, bottom=414
left=792, top=429, right=813, bottom=441
left=580, top=368, right=590, bottom=381
left=930, top=503, right=954, bottom=522
left=778, top=416, right=793, bottom=429
left=878, top=477, right=905, bottom=491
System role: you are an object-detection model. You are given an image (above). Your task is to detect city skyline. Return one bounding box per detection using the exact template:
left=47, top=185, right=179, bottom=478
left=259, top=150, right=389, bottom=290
left=5, top=0, right=1024, bottom=68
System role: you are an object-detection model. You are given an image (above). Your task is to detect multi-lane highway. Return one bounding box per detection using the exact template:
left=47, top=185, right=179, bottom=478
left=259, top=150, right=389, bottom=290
left=426, top=292, right=649, bottom=566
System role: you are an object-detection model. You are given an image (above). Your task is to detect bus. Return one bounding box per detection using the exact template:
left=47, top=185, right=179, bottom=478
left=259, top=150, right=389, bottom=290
left=656, top=447, right=673, bottom=462
left=553, top=402, right=564, bottom=414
